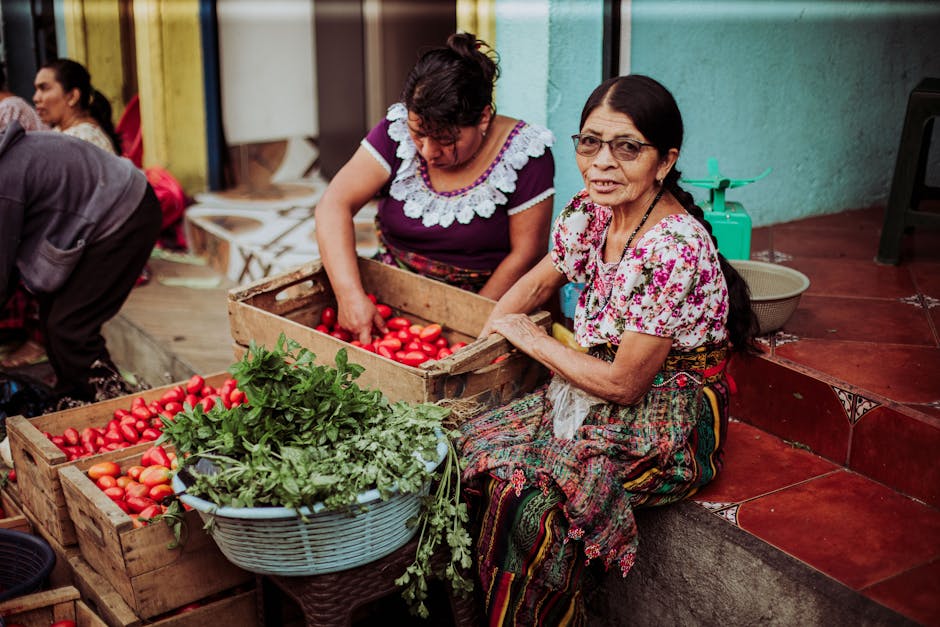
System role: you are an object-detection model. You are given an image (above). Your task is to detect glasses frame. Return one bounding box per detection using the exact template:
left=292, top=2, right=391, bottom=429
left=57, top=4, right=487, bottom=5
left=571, top=133, right=656, bottom=162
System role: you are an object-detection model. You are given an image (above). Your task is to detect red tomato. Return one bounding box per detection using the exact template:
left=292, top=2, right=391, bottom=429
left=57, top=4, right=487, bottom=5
left=330, top=328, right=352, bottom=342
left=184, top=393, right=200, bottom=408
left=200, top=385, right=216, bottom=397
left=396, top=329, right=412, bottom=343
left=230, top=389, right=246, bottom=405
left=186, top=374, right=205, bottom=395
left=198, top=396, right=215, bottom=412
left=114, top=407, right=131, bottom=419
left=131, top=396, right=147, bottom=409
left=126, top=465, right=146, bottom=481
left=63, top=427, right=80, bottom=446
left=149, top=483, right=175, bottom=501
left=404, top=340, right=423, bottom=353
left=408, top=324, right=424, bottom=336
left=378, top=337, right=402, bottom=351
left=50, top=619, right=77, bottom=627
left=419, top=323, right=442, bottom=342
left=366, top=293, right=378, bottom=304
left=124, top=482, right=150, bottom=500
left=140, top=465, right=172, bottom=487
left=315, top=324, right=330, bottom=333
left=139, top=504, right=163, bottom=520
left=164, top=401, right=182, bottom=414
left=399, top=350, right=428, bottom=367
left=140, top=428, right=161, bottom=442
left=320, top=306, right=337, bottom=328
left=451, top=341, right=468, bottom=351
left=375, top=303, right=393, bottom=319
left=120, top=423, right=140, bottom=443
left=434, top=336, right=449, bottom=348
left=88, top=461, right=121, bottom=480
left=376, top=345, right=395, bottom=360
left=160, top=387, right=184, bottom=404
left=491, top=354, right=509, bottom=364
left=142, top=445, right=172, bottom=468
left=436, top=347, right=453, bottom=360
left=132, top=405, right=153, bottom=420
left=97, top=475, right=118, bottom=490
left=104, top=429, right=124, bottom=444
left=386, top=316, right=411, bottom=330
left=126, top=496, right=157, bottom=514
left=103, top=486, right=125, bottom=501
left=420, top=342, right=437, bottom=356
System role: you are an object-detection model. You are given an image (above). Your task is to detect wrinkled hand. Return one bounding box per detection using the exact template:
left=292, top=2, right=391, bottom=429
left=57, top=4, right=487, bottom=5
left=489, top=313, right=547, bottom=351
left=338, top=293, right=387, bottom=344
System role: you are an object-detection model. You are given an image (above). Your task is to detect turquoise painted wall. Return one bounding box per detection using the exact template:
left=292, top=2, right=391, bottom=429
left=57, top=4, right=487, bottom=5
left=495, top=0, right=605, bottom=218
left=629, top=0, right=940, bottom=226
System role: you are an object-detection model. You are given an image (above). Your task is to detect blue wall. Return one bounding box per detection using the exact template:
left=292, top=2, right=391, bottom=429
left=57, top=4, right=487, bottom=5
left=629, top=1, right=940, bottom=226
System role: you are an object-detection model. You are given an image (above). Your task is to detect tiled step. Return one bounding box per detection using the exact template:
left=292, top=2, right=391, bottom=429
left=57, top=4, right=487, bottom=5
left=592, top=420, right=938, bottom=626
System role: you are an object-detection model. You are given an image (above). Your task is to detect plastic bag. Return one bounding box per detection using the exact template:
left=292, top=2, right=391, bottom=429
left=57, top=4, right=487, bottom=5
left=546, top=376, right=605, bottom=439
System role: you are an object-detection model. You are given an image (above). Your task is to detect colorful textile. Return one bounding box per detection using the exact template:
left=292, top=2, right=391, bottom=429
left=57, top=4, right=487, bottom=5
left=550, top=190, right=729, bottom=350
left=361, top=102, right=555, bottom=271
left=459, top=342, right=730, bottom=624
left=373, top=225, right=492, bottom=293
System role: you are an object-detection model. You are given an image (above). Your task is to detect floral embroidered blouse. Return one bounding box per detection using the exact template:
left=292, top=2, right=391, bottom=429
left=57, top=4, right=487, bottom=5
left=362, top=103, right=555, bottom=270
left=550, top=190, right=729, bottom=350
left=60, top=122, right=116, bottom=155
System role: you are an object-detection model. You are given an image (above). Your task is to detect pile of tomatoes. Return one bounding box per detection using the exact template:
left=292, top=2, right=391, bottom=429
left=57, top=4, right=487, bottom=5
left=44, top=375, right=245, bottom=462
left=86, top=444, right=177, bottom=527
left=314, top=297, right=467, bottom=367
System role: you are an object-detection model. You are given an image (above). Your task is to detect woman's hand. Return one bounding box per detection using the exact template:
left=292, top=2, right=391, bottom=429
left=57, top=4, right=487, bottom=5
left=489, top=313, right=549, bottom=351
left=337, top=292, right=387, bottom=344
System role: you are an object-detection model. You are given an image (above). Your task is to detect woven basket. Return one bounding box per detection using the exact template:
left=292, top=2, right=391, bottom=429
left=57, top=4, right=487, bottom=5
left=730, top=260, right=810, bottom=334
left=0, top=529, right=55, bottom=601
left=172, top=436, right=447, bottom=576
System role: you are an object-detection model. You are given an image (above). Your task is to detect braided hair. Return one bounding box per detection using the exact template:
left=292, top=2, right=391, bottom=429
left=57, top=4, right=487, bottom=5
left=580, top=75, right=758, bottom=354
left=400, top=32, right=499, bottom=143
left=42, top=58, right=121, bottom=154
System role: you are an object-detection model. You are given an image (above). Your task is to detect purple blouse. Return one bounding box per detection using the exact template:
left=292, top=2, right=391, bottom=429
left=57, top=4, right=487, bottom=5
left=362, top=103, right=555, bottom=270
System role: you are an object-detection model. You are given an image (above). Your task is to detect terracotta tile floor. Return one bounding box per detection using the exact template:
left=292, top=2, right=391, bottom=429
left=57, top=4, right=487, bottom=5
left=694, top=205, right=940, bottom=626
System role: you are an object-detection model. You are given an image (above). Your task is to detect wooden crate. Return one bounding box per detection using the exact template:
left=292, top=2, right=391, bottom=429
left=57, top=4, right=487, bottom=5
left=69, top=553, right=259, bottom=627
left=20, top=498, right=82, bottom=589
left=58, top=452, right=252, bottom=619
left=0, top=585, right=107, bottom=627
left=1, top=488, right=29, bottom=532
left=228, top=258, right=550, bottom=406
left=5, top=373, right=230, bottom=546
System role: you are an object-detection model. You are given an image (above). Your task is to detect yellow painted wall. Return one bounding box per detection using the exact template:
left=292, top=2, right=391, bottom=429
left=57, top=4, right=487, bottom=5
left=62, top=0, right=127, bottom=120
left=134, top=0, right=207, bottom=192
left=61, top=0, right=208, bottom=192
left=456, top=0, right=495, bottom=46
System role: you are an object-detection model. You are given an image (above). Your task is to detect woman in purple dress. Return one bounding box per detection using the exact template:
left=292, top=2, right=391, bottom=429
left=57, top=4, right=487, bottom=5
left=314, top=32, right=555, bottom=344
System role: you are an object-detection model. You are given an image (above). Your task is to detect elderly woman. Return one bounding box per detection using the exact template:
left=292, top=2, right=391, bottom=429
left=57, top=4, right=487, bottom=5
left=315, top=32, right=555, bottom=344
left=458, top=75, right=757, bottom=625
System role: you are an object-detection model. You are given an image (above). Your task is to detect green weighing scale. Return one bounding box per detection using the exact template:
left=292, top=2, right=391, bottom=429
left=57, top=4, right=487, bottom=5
left=682, top=158, right=771, bottom=260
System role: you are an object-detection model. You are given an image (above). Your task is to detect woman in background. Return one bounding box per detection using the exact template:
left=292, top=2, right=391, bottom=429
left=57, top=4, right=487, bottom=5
left=33, top=58, right=120, bottom=154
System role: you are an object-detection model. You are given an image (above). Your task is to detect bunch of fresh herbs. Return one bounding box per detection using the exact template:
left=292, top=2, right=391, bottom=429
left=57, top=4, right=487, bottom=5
left=161, top=334, right=472, bottom=617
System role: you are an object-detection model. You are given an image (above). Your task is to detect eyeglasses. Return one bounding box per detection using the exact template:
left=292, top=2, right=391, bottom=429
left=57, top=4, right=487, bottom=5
left=571, top=134, right=655, bottom=161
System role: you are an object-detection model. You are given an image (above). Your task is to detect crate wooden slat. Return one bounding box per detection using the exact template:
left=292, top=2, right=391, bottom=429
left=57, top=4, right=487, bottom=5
left=58, top=452, right=252, bottom=619
left=20, top=497, right=82, bottom=588
left=228, top=258, right=550, bottom=407
left=1, top=488, right=29, bottom=532
left=0, top=585, right=108, bottom=627
left=6, top=373, right=230, bottom=545
left=70, top=552, right=258, bottom=627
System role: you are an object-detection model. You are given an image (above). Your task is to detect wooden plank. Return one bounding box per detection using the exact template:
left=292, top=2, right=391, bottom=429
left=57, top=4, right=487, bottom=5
left=77, top=600, right=110, bottom=627
left=6, top=373, right=230, bottom=546
left=20, top=497, right=82, bottom=589
left=70, top=553, right=143, bottom=627
left=0, top=586, right=82, bottom=626
left=0, top=489, right=30, bottom=532
left=59, top=450, right=252, bottom=619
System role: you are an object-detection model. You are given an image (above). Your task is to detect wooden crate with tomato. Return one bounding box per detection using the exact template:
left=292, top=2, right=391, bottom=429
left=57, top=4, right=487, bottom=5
left=228, top=258, right=551, bottom=407
left=68, top=551, right=259, bottom=627
left=57, top=448, right=252, bottom=620
left=0, top=585, right=107, bottom=627
left=5, top=373, right=234, bottom=546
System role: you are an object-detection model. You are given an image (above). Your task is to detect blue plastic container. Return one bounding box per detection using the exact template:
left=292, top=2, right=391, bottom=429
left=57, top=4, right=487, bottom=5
left=560, top=283, right=584, bottom=319
left=0, top=528, right=56, bottom=601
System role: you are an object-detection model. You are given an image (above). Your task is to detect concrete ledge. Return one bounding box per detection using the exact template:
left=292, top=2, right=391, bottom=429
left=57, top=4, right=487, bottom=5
left=589, top=502, right=914, bottom=626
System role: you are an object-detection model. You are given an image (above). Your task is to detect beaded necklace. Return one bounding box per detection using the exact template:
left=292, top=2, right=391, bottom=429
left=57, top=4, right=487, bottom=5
left=586, top=187, right=665, bottom=319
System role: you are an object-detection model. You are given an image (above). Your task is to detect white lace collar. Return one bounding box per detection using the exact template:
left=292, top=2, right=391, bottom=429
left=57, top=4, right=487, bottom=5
left=385, top=102, right=554, bottom=228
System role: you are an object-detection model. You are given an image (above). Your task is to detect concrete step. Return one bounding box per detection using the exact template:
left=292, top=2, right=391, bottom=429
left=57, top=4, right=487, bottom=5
left=592, top=502, right=915, bottom=626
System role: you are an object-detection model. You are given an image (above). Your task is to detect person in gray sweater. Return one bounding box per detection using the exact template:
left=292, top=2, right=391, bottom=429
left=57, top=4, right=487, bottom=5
left=0, top=120, right=161, bottom=407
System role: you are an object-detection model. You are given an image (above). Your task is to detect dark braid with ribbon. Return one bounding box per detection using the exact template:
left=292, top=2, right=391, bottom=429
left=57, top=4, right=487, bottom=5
left=663, top=168, right=759, bottom=353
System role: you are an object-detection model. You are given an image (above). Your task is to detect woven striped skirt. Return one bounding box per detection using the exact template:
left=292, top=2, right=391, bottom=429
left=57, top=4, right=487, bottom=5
left=458, top=343, right=731, bottom=625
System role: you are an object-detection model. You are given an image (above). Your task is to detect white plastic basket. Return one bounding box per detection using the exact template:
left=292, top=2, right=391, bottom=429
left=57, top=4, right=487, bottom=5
left=730, top=260, right=811, bottom=334
left=172, top=436, right=447, bottom=576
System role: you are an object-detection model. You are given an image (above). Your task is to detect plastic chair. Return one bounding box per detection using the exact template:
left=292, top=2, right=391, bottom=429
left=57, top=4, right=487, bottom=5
left=875, top=78, right=940, bottom=265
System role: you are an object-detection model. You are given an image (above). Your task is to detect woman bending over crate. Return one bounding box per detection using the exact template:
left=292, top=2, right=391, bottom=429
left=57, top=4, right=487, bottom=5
left=457, top=75, right=758, bottom=625
left=315, top=32, right=556, bottom=345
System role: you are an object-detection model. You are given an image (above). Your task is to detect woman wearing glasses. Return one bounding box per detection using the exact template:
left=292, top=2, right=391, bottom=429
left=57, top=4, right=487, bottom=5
left=458, top=75, right=756, bottom=624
